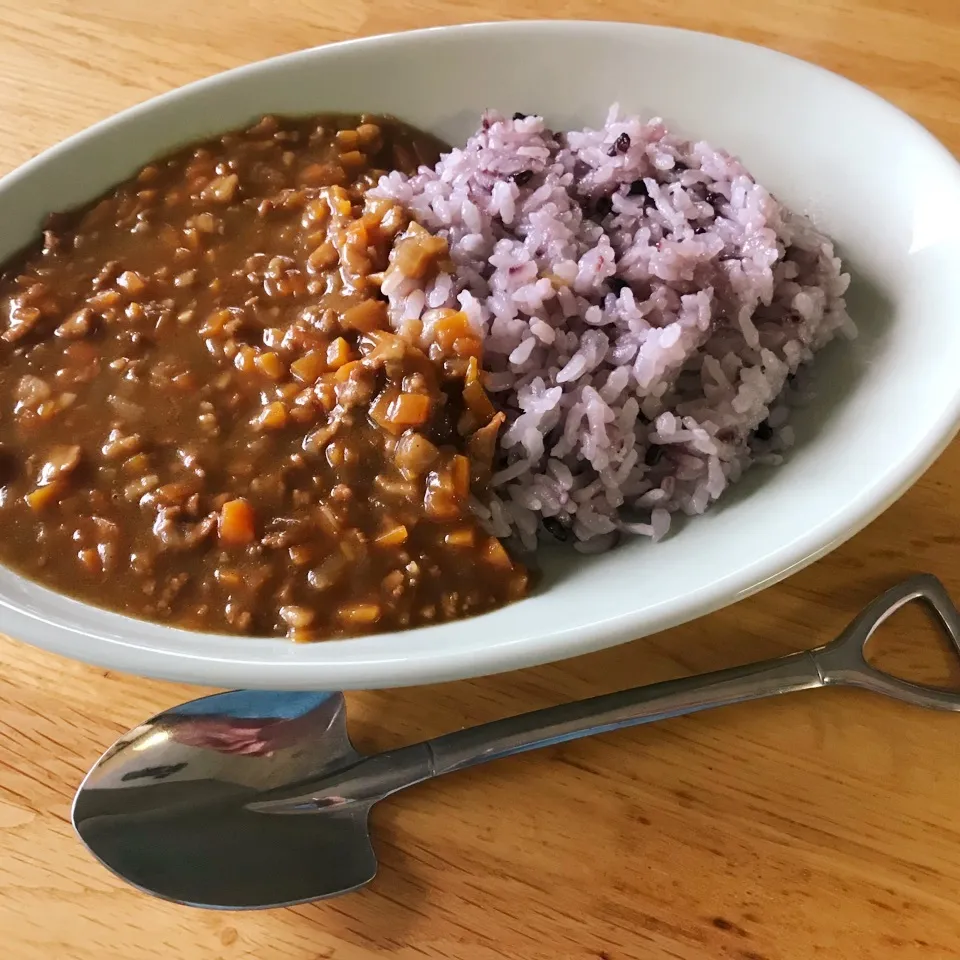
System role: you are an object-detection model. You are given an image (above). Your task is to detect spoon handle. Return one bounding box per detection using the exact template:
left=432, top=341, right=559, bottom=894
left=255, top=574, right=960, bottom=814
left=253, top=651, right=825, bottom=815
left=425, top=650, right=822, bottom=777
left=425, top=572, right=960, bottom=778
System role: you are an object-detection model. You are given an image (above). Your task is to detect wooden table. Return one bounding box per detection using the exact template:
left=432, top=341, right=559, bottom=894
left=1, top=2, right=959, bottom=957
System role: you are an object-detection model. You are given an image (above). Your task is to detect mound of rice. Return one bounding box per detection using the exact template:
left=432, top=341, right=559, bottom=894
left=374, top=108, right=854, bottom=552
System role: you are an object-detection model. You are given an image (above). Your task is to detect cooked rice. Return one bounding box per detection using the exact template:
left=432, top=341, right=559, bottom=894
left=374, top=107, right=854, bottom=551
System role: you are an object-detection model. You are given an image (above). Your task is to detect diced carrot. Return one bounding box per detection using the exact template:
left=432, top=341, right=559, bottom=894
left=364, top=196, right=394, bottom=222
left=444, top=528, right=475, bottom=548
left=341, top=299, right=387, bottom=333
left=90, top=289, right=122, bottom=309
left=374, top=522, right=408, bottom=547
left=304, top=199, right=329, bottom=224
left=307, top=242, right=338, bottom=272
left=393, top=230, right=448, bottom=279
left=423, top=470, right=461, bottom=521
left=200, top=309, right=231, bottom=337
left=336, top=602, right=382, bottom=626
left=304, top=230, right=327, bottom=251
left=368, top=388, right=399, bottom=431
left=483, top=537, right=514, bottom=570
left=450, top=455, right=471, bottom=499
left=327, top=187, right=352, bottom=217
left=290, top=350, right=326, bottom=383
left=361, top=216, right=382, bottom=246
left=234, top=344, right=257, bottom=373
left=432, top=311, right=472, bottom=351
left=452, top=336, right=482, bottom=358
left=387, top=392, right=431, bottom=427
left=334, top=359, right=364, bottom=384
left=326, top=337, right=352, bottom=369
left=345, top=219, right=369, bottom=247
left=254, top=351, right=286, bottom=379
left=25, top=482, right=63, bottom=511
left=465, top=355, right=480, bottom=386
left=468, top=412, right=506, bottom=479
left=253, top=401, right=288, bottom=431
left=462, top=380, right=496, bottom=424
left=263, top=327, right=285, bottom=348
left=219, top=498, right=256, bottom=546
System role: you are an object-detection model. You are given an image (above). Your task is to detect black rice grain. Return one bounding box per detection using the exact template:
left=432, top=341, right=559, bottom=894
left=607, top=132, right=631, bottom=157
left=542, top=516, right=571, bottom=542
left=753, top=420, right=774, bottom=442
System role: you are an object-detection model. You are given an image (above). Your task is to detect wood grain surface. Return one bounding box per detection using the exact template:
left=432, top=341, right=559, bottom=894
left=1, top=2, right=959, bottom=958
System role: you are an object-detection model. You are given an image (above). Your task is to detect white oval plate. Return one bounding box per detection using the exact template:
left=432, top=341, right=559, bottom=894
left=2, top=21, right=959, bottom=689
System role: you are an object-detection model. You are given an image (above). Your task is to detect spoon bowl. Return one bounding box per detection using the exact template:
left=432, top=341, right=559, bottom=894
left=72, top=691, right=380, bottom=908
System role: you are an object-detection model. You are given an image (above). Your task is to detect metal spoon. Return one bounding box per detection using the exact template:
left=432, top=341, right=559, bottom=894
left=72, top=573, right=960, bottom=910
